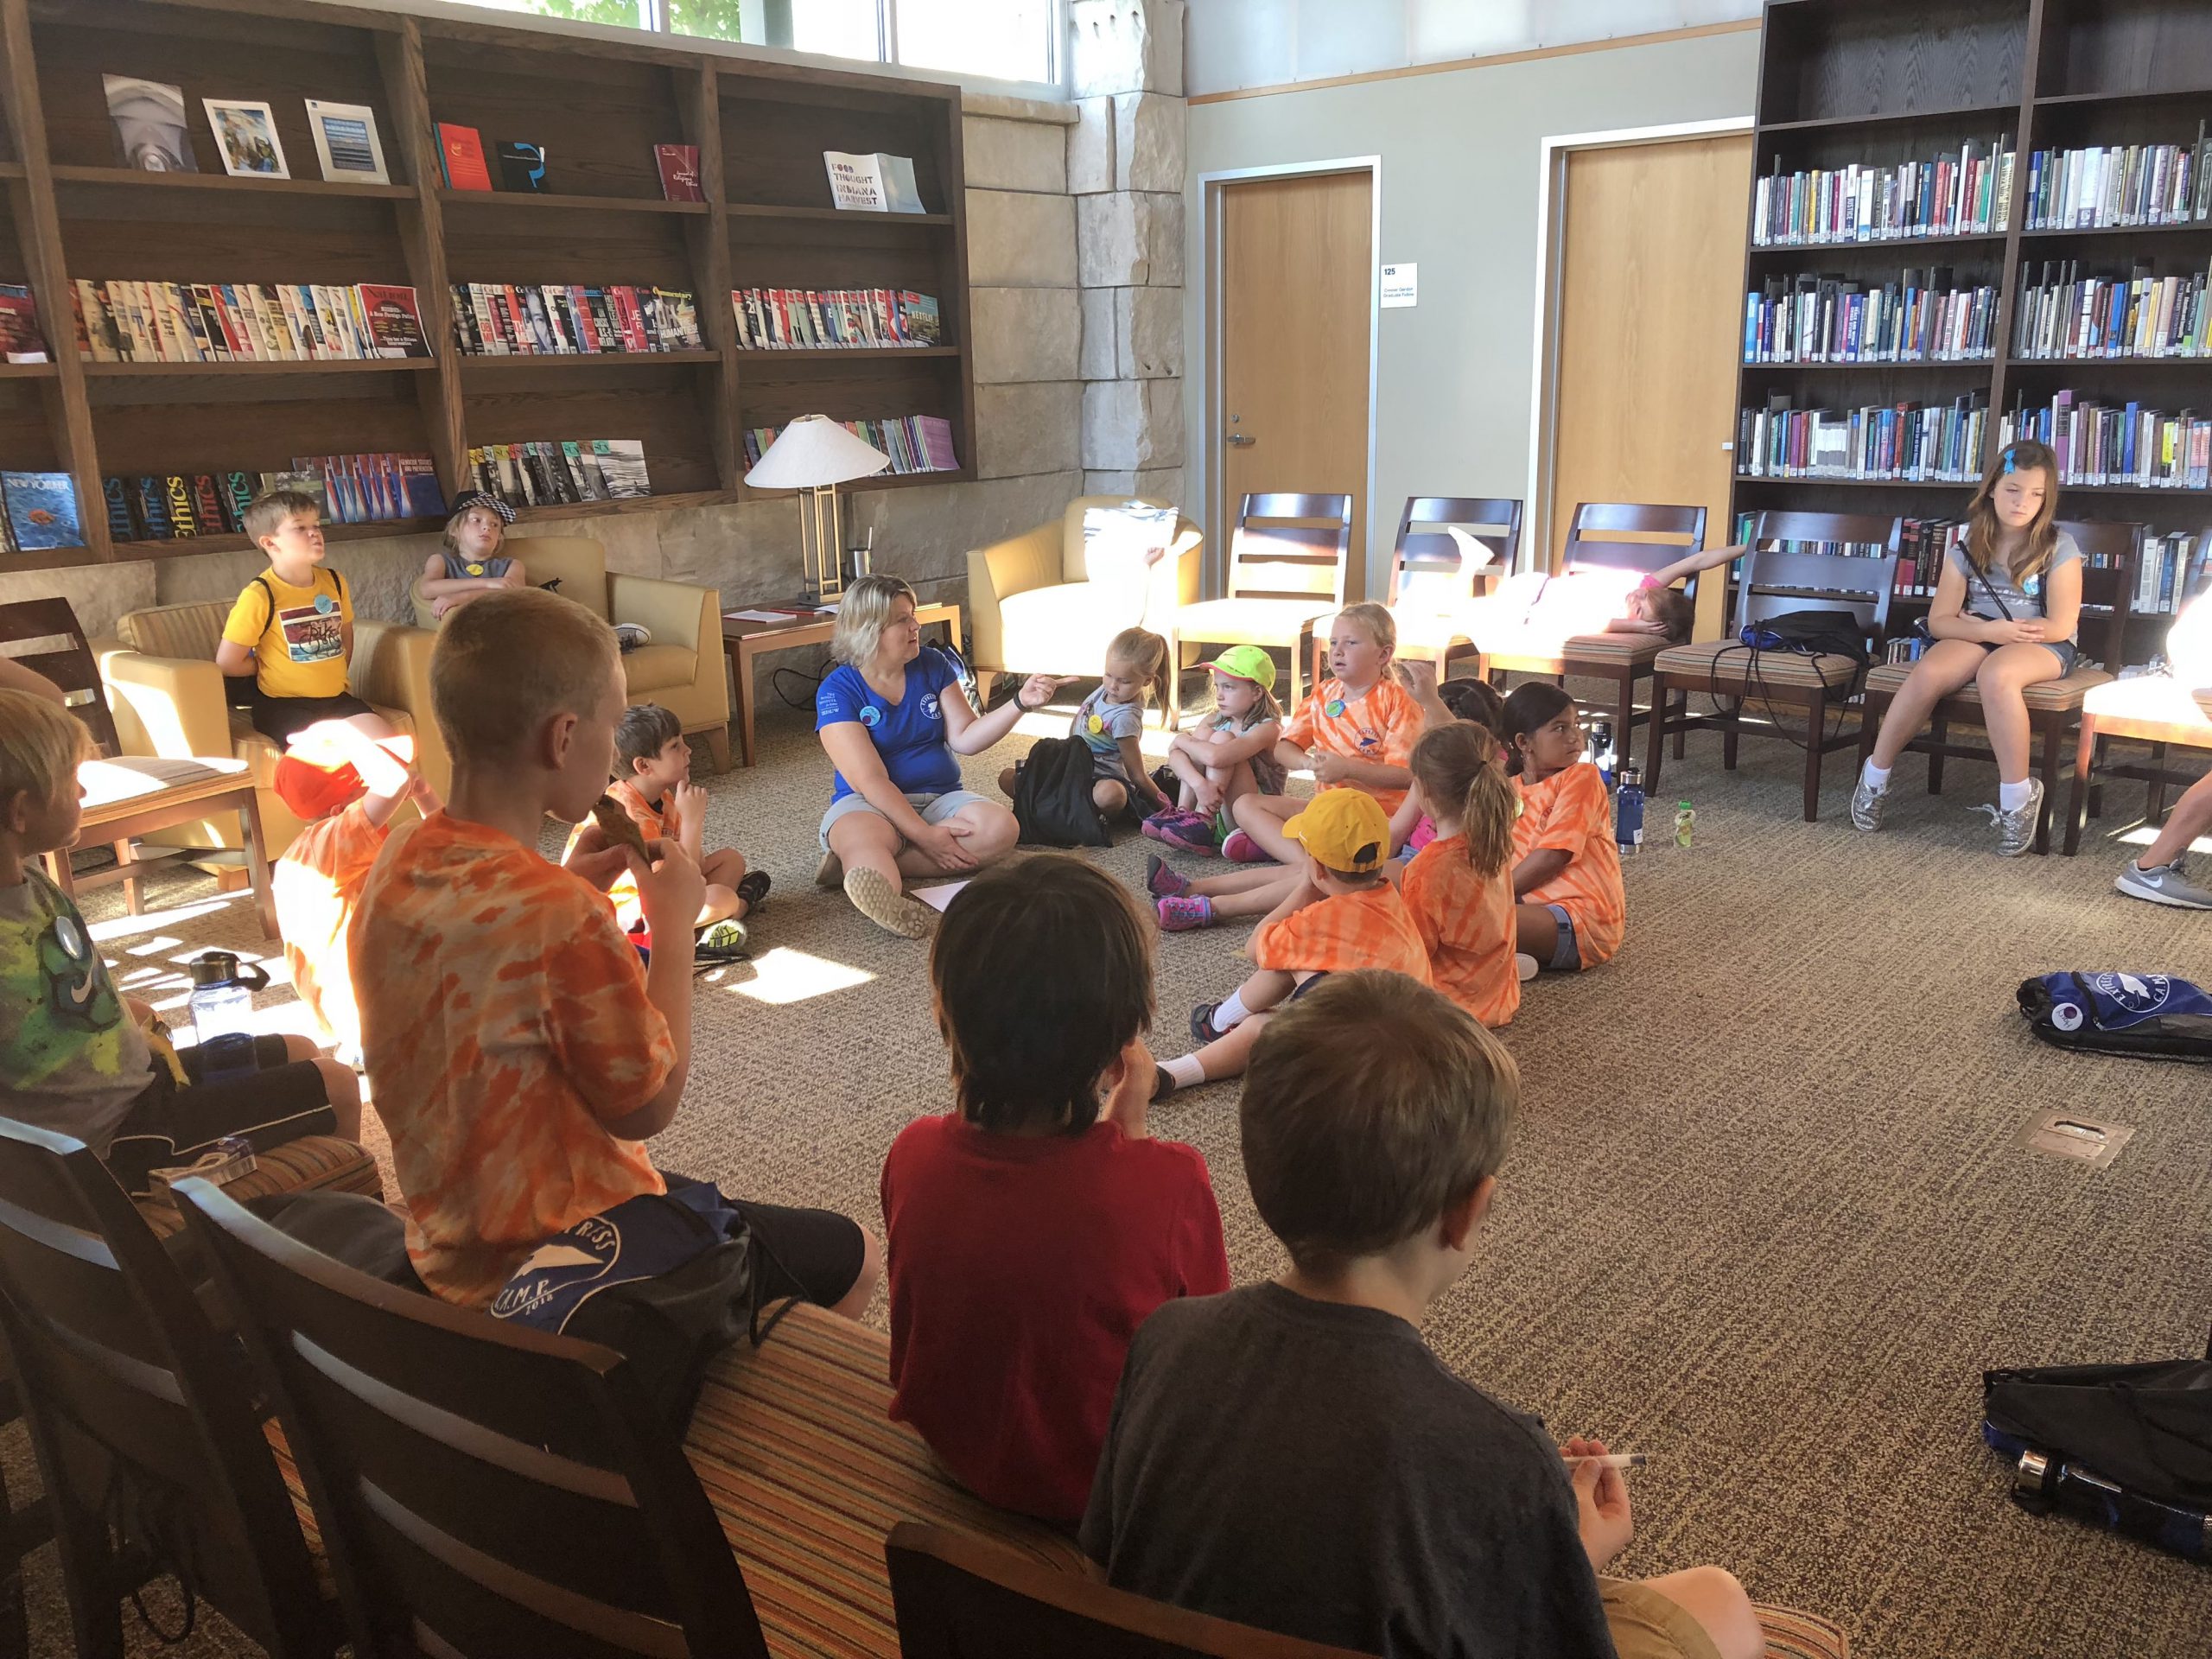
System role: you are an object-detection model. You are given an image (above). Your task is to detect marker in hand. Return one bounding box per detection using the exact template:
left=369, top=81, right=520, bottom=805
left=1562, top=1453, right=1650, bottom=1471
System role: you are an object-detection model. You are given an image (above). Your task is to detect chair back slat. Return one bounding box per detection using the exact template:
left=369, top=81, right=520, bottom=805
left=1732, top=549, right=1901, bottom=641
left=1228, top=494, right=1352, bottom=607
left=0, top=598, right=119, bottom=753
left=2056, top=519, right=2142, bottom=670
left=1391, top=498, right=1522, bottom=603
left=1562, top=502, right=1707, bottom=595
left=176, top=1179, right=770, bottom=1659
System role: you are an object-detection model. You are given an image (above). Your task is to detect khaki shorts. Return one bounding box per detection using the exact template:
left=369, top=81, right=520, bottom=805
left=1600, top=1578, right=1724, bottom=1659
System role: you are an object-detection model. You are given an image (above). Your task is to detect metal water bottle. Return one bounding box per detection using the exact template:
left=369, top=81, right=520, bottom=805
left=187, top=951, right=267, bottom=1082
left=1588, top=719, right=1618, bottom=791
left=1614, top=765, right=1646, bottom=855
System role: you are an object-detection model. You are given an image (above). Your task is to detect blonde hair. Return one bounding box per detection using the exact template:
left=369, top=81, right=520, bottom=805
left=1409, top=721, right=1516, bottom=879
left=1214, top=676, right=1283, bottom=729
left=830, top=575, right=920, bottom=667
left=1962, top=439, right=2062, bottom=585
left=1335, top=601, right=1396, bottom=658
left=1105, top=626, right=1171, bottom=710
left=431, top=587, right=618, bottom=764
left=0, top=689, right=88, bottom=810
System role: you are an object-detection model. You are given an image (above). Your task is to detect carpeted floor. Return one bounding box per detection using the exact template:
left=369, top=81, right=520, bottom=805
left=24, top=686, right=2212, bottom=1658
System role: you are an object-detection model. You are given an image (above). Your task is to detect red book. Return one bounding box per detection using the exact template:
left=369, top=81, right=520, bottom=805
left=655, top=143, right=703, bottom=202
left=436, top=124, right=493, bottom=192
left=355, top=283, right=429, bottom=358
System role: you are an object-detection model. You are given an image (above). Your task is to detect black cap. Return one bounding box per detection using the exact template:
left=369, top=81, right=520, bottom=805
left=448, top=490, right=517, bottom=525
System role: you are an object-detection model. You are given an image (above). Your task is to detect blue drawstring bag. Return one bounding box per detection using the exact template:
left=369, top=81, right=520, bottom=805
left=2017, top=972, right=2212, bottom=1060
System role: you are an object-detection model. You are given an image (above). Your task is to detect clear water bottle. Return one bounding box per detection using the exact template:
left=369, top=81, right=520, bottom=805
left=1675, top=800, right=1695, bottom=849
left=188, top=951, right=267, bottom=1081
left=1614, top=765, right=1646, bottom=855
left=1588, top=719, right=1617, bottom=791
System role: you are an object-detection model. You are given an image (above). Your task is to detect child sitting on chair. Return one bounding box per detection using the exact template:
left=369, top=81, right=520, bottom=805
left=1144, top=645, right=1287, bottom=855
left=419, top=493, right=525, bottom=621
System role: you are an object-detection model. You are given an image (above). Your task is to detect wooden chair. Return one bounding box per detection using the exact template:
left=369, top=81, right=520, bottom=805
left=2063, top=677, right=2212, bottom=855
left=1167, top=493, right=1351, bottom=723
left=1645, top=532, right=1901, bottom=822
left=885, top=1522, right=1370, bottom=1659
left=174, top=1175, right=773, bottom=1659
left=1347, top=496, right=1522, bottom=685
left=0, top=598, right=276, bottom=936
left=0, top=1119, right=339, bottom=1659
left=1484, top=501, right=1707, bottom=755
left=1856, top=519, right=2139, bottom=855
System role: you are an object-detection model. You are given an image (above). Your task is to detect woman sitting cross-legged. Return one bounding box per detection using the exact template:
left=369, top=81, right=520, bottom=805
left=816, top=574, right=1065, bottom=938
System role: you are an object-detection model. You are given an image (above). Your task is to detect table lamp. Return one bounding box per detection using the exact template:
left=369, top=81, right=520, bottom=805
left=743, top=414, right=891, bottom=604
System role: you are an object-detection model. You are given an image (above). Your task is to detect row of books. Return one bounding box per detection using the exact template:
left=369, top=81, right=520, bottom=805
left=0, top=472, right=81, bottom=552
left=2024, top=133, right=2212, bottom=232
left=730, top=288, right=942, bottom=350
left=2010, top=260, right=2211, bottom=361
left=465, top=441, right=652, bottom=508
left=1743, top=270, right=1999, bottom=365
left=1727, top=512, right=1966, bottom=599
left=1737, top=394, right=1990, bottom=483
left=2129, top=531, right=2211, bottom=617
left=98, top=458, right=444, bottom=542
left=448, top=283, right=704, bottom=356
left=1999, top=395, right=2212, bottom=492
left=1751, top=142, right=2016, bottom=248
left=71, top=279, right=429, bottom=364
left=741, top=416, right=957, bottom=476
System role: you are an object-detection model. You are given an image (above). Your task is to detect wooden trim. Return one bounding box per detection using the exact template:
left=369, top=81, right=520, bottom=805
left=1186, top=20, right=1762, bottom=106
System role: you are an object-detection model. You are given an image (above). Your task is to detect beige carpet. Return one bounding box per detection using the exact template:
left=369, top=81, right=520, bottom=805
left=26, top=685, right=2212, bottom=1659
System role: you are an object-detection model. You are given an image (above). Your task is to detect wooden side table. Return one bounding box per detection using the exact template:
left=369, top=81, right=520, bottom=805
left=721, top=603, right=963, bottom=768
left=2063, top=677, right=2212, bottom=855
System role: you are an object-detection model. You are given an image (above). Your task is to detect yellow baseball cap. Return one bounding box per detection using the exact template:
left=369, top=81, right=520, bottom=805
left=1281, top=788, right=1390, bottom=874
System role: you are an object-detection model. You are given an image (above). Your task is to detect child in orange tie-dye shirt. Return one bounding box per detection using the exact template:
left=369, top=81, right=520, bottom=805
left=350, top=588, right=880, bottom=1314
left=1501, top=682, right=1624, bottom=973
left=1400, top=721, right=1522, bottom=1028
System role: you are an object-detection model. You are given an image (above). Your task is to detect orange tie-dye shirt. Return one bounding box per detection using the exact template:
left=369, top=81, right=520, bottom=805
left=1400, top=835, right=1518, bottom=1027
left=274, top=800, right=389, bottom=1054
left=1511, top=762, right=1625, bottom=968
left=351, top=812, right=671, bottom=1306
left=559, top=779, right=668, bottom=930
left=1251, top=881, right=1433, bottom=984
left=1280, top=677, right=1421, bottom=812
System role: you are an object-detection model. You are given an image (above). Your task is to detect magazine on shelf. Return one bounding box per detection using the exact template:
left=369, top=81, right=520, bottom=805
left=304, top=99, right=388, bottom=185
left=1, top=472, right=79, bottom=550
left=823, top=149, right=924, bottom=213
left=103, top=75, right=197, bottom=172
left=656, top=144, right=703, bottom=201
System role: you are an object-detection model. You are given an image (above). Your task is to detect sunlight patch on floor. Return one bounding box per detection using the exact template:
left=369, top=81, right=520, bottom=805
left=721, top=946, right=876, bottom=1006
left=86, top=895, right=239, bottom=944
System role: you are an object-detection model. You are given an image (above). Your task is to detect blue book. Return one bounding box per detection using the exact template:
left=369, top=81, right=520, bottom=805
left=1, top=472, right=81, bottom=550
left=133, top=475, right=172, bottom=539
left=101, top=476, right=135, bottom=540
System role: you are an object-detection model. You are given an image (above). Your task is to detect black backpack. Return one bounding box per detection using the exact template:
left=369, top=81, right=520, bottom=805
left=1010, top=734, right=1110, bottom=848
left=1737, top=607, right=1871, bottom=664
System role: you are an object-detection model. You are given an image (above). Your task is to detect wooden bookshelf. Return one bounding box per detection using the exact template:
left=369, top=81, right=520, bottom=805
left=0, top=0, right=976, bottom=571
left=1737, top=0, right=2212, bottom=651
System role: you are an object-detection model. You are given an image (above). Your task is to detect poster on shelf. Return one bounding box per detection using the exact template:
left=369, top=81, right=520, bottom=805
left=205, top=98, right=289, bottom=178
left=304, top=99, right=389, bottom=185
left=105, top=75, right=198, bottom=172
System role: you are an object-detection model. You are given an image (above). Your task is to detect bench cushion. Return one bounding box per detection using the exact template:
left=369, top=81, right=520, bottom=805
left=1656, top=640, right=1865, bottom=693
left=135, top=1135, right=383, bottom=1242
left=1862, top=661, right=2114, bottom=712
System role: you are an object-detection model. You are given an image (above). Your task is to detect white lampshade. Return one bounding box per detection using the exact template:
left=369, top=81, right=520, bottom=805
left=744, top=413, right=891, bottom=489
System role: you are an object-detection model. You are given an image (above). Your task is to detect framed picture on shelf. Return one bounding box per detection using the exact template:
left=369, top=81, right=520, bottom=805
left=104, top=75, right=197, bottom=172
left=304, top=99, right=388, bottom=185
left=204, top=98, right=289, bottom=178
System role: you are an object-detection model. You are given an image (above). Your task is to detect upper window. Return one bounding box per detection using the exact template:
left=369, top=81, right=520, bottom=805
left=895, top=0, right=1056, bottom=86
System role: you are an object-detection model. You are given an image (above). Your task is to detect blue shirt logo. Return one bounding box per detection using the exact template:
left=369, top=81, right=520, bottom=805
left=314, top=592, right=336, bottom=614
left=920, top=694, right=941, bottom=720
left=2092, top=971, right=2169, bottom=1014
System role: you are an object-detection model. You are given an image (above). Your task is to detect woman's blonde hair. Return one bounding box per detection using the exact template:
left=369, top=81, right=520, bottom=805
left=1409, top=721, right=1516, bottom=879
left=830, top=575, right=920, bottom=666
left=0, top=690, right=89, bottom=810
left=1335, top=601, right=1396, bottom=658
left=1962, top=439, right=2062, bottom=584
left=1105, top=626, right=1172, bottom=710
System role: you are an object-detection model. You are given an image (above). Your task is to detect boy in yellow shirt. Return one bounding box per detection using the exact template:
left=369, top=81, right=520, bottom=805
left=214, top=489, right=397, bottom=746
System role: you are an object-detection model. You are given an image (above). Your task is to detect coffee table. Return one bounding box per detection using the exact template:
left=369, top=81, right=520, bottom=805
left=721, top=602, right=963, bottom=768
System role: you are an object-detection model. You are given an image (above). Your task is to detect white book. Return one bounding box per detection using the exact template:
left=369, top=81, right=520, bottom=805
left=822, top=149, right=924, bottom=214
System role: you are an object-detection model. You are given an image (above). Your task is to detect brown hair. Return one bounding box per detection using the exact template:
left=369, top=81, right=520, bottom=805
left=1961, top=438, right=2062, bottom=584
left=431, top=587, right=619, bottom=765
left=1333, top=601, right=1396, bottom=658
left=243, top=488, right=322, bottom=543
left=1240, top=971, right=1516, bottom=1271
left=1499, top=681, right=1575, bottom=779
left=1433, top=673, right=1504, bottom=732
left=1105, top=626, right=1171, bottom=711
left=1638, top=585, right=1695, bottom=645
left=1409, top=721, right=1516, bottom=879
left=614, top=702, right=683, bottom=775
left=931, top=855, right=1156, bottom=1135
left=0, top=689, right=87, bottom=813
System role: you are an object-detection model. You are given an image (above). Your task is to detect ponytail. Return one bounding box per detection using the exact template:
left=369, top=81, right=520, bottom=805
left=1410, top=721, right=1517, bottom=878
left=1107, top=626, right=1172, bottom=712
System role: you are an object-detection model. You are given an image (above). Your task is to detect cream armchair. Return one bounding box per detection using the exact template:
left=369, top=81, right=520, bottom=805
left=966, top=496, right=1203, bottom=706
left=97, top=601, right=441, bottom=858
left=493, top=537, right=732, bottom=770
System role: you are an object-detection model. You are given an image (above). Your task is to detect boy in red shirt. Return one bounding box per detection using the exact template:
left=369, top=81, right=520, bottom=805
left=879, top=855, right=1229, bottom=1526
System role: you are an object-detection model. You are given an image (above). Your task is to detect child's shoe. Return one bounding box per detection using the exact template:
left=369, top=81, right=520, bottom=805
left=2116, top=855, right=2212, bottom=909
left=1155, top=814, right=1217, bottom=854
left=1516, top=952, right=1541, bottom=982
left=696, top=918, right=750, bottom=962
left=1155, top=894, right=1215, bottom=932
left=1190, top=1001, right=1229, bottom=1044
left=736, top=870, right=772, bottom=913
left=1141, top=809, right=1186, bottom=845
left=1146, top=853, right=1192, bottom=899
left=1974, top=779, right=2045, bottom=858
left=1220, top=830, right=1271, bottom=863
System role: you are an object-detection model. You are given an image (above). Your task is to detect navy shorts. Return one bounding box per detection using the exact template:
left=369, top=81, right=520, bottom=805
left=662, top=1173, right=868, bottom=1308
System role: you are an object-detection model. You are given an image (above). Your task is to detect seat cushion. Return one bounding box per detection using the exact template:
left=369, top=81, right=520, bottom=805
left=1174, top=596, right=1334, bottom=646
left=1863, top=661, right=2114, bottom=712
left=78, top=753, right=248, bottom=810
left=998, top=581, right=1148, bottom=674
left=620, top=644, right=701, bottom=696
left=117, top=600, right=230, bottom=661
left=1560, top=632, right=1669, bottom=667
left=1655, top=640, right=1866, bottom=692
left=134, top=1135, right=383, bottom=1243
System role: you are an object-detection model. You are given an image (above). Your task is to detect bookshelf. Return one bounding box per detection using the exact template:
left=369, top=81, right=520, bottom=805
left=0, top=0, right=976, bottom=571
left=1736, top=0, right=2212, bottom=652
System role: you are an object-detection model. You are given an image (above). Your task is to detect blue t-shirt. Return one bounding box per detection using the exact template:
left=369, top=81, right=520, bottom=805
left=817, top=650, right=963, bottom=803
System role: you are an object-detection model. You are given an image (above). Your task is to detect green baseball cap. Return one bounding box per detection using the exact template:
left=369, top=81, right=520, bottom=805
left=1202, top=645, right=1276, bottom=693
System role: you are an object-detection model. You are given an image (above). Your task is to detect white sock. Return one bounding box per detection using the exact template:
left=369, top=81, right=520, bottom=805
left=1214, top=988, right=1254, bottom=1028
left=1163, top=1053, right=1207, bottom=1088
left=1859, top=760, right=1891, bottom=792
left=1999, top=779, right=2034, bottom=812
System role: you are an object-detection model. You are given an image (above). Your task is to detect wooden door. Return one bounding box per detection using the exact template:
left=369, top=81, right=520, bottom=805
left=1548, top=133, right=1751, bottom=634
left=1220, top=170, right=1372, bottom=600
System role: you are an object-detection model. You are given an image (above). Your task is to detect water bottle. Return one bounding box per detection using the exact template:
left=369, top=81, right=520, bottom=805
left=187, top=951, right=267, bottom=1082
left=1588, top=719, right=1617, bottom=791
left=1674, top=800, right=1695, bottom=849
left=1614, top=765, right=1646, bottom=855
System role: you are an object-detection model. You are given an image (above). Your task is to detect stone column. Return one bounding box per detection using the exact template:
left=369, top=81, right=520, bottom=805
left=1069, top=0, right=1187, bottom=508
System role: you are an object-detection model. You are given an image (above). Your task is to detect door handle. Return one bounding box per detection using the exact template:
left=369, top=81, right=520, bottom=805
left=1224, top=433, right=1255, bottom=447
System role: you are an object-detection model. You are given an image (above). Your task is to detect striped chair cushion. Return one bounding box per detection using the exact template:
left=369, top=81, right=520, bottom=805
left=118, top=600, right=232, bottom=662
left=1488, top=633, right=1669, bottom=677
left=1655, top=641, right=1864, bottom=693
left=134, top=1135, right=383, bottom=1242
left=1861, top=662, right=2113, bottom=712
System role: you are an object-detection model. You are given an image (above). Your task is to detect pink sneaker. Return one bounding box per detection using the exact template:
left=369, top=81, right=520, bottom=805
left=1141, top=810, right=1198, bottom=845
left=1156, top=814, right=1217, bottom=855
left=1220, top=830, right=1272, bottom=863
left=1156, top=894, right=1216, bottom=931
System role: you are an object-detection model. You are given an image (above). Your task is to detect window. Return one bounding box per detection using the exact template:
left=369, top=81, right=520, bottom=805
left=895, top=0, right=1056, bottom=85
left=468, top=0, right=651, bottom=29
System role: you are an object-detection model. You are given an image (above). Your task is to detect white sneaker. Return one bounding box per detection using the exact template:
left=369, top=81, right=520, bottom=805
left=2115, top=857, right=2212, bottom=910
left=1973, top=779, right=2045, bottom=857
left=1850, top=774, right=1887, bottom=832
left=613, top=622, right=652, bottom=653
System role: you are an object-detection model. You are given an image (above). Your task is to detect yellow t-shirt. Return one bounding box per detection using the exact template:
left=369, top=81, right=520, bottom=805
left=222, top=568, right=353, bottom=700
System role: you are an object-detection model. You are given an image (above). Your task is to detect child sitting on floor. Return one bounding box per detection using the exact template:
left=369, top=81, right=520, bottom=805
left=1144, top=645, right=1287, bottom=854
left=1401, top=721, right=1522, bottom=1027
left=997, top=627, right=1175, bottom=823
left=350, top=588, right=880, bottom=1315
left=1503, top=682, right=1624, bottom=974
left=1084, top=972, right=1764, bottom=1659
left=1155, top=788, right=1429, bottom=1094
left=1, top=689, right=361, bottom=1192
left=272, top=726, right=437, bottom=1065
left=879, top=855, right=1230, bottom=1526
left=1390, top=660, right=1506, bottom=855
left=418, top=492, right=525, bottom=621
left=564, top=702, right=767, bottom=957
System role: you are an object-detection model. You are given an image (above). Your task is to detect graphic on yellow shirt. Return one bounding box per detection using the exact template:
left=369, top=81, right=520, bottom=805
left=223, top=569, right=352, bottom=699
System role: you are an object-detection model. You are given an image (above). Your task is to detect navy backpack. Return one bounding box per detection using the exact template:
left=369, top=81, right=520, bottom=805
left=2016, top=972, right=2212, bottom=1060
